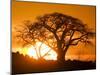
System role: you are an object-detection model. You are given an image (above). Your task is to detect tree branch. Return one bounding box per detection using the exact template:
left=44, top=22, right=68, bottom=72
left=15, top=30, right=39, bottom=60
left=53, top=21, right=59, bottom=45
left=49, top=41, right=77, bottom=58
left=42, top=49, right=51, bottom=58
left=72, top=33, right=86, bottom=40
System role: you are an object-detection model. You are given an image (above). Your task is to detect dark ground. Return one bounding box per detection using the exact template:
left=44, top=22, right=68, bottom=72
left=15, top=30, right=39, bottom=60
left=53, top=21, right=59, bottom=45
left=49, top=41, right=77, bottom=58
left=12, top=52, right=96, bottom=74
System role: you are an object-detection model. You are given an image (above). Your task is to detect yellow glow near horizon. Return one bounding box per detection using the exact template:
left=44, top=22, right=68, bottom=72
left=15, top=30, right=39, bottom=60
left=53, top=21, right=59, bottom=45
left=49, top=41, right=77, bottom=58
left=27, top=46, right=38, bottom=59
left=27, top=42, right=57, bottom=60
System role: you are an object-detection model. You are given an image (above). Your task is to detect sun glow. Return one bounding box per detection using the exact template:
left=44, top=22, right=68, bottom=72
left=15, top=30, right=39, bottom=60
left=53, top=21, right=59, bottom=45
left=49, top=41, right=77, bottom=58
left=27, top=46, right=38, bottom=59
left=27, top=42, right=57, bottom=60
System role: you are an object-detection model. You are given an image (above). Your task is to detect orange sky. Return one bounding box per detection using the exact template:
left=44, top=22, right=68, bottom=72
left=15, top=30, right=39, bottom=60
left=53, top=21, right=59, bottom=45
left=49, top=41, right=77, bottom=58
left=12, top=0, right=96, bottom=61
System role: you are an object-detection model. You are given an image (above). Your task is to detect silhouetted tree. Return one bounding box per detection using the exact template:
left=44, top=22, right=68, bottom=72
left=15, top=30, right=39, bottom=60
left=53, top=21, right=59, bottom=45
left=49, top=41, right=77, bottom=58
left=16, top=12, right=95, bottom=63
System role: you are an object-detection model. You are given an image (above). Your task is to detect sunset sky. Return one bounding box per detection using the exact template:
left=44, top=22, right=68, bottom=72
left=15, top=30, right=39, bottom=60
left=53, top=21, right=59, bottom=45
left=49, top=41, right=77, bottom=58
left=12, top=0, right=96, bottom=61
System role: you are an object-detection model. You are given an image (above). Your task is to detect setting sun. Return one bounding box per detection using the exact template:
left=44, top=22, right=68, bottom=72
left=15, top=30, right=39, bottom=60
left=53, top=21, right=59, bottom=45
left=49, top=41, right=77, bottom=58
left=27, top=42, right=57, bottom=60
left=27, top=46, right=38, bottom=59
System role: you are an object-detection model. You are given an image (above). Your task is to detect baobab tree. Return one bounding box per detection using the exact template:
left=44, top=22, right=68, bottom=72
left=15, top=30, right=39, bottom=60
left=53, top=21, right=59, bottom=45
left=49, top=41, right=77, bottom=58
left=16, top=12, right=95, bottom=63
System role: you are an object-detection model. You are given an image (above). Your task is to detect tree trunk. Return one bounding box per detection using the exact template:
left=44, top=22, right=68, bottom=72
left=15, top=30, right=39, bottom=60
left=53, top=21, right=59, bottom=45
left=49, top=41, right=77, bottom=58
left=57, top=51, right=66, bottom=63
left=56, top=41, right=67, bottom=63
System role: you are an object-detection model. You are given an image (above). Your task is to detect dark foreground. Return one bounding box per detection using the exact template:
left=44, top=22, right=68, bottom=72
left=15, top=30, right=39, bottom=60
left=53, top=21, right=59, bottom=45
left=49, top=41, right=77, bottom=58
left=12, top=52, right=96, bottom=74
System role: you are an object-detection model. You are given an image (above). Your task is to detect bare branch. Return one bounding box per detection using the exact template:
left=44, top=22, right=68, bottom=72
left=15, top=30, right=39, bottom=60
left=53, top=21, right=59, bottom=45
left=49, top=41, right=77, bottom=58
left=42, top=49, right=51, bottom=58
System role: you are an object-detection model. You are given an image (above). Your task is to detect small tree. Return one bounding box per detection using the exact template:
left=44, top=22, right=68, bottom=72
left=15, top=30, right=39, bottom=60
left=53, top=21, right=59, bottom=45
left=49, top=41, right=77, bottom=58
left=16, top=12, right=95, bottom=63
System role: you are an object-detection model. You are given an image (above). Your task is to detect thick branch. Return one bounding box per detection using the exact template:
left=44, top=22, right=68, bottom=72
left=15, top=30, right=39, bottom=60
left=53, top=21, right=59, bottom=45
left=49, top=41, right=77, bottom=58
left=63, top=30, right=75, bottom=52
left=61, top=27, right=67, bottom=41
left=69, top=33, right=90, bottom=46
left=71, top=33, right=88, bottom=42
left=43, top=24, right=59, bottom=41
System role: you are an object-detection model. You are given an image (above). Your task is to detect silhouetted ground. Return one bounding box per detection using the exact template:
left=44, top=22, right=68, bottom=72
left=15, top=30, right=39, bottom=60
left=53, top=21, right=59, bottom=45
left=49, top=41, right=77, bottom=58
left=12, top=52, right=96, bottom=74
